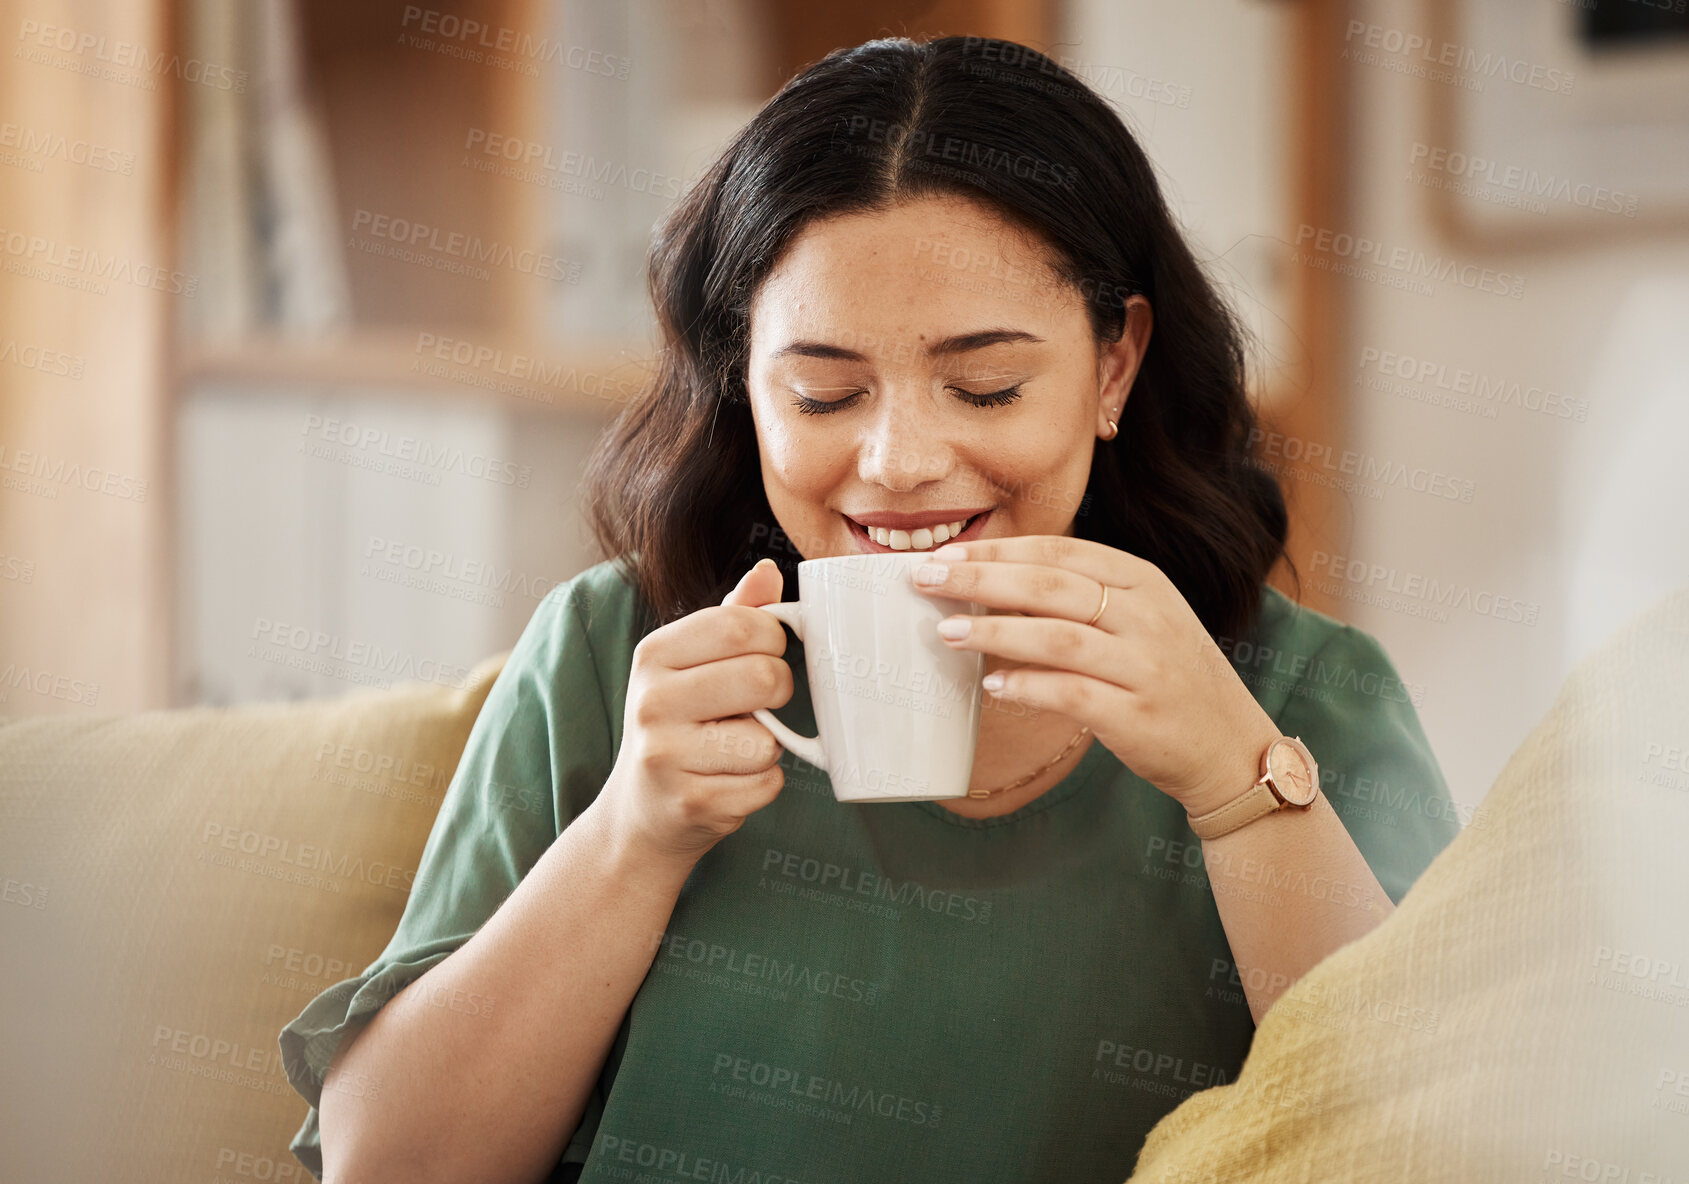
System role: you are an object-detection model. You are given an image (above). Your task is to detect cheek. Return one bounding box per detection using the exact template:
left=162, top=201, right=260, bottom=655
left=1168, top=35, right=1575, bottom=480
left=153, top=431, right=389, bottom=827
left=761, top=429, right=814, bottom=490
left=757, top=416, right=841, bottom=505
left=980, top=422, right=1084, bottom=481
left=971, top=421, right=1092, bottom=519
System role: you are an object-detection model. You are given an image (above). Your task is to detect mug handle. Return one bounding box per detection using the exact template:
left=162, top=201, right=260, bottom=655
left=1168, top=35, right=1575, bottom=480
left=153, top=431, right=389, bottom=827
left=749, top=601, right=829, bottom=773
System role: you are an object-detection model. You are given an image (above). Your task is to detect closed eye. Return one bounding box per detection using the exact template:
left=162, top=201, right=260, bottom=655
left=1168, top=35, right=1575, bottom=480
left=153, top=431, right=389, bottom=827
left=950, top=383, right=1024, bottom=408
left=789, top=384, right=1025, bottom=416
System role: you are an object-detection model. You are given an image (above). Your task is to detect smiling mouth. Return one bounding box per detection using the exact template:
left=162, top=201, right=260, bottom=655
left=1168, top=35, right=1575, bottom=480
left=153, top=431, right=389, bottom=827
left=844, top=511, right=991, bottom=552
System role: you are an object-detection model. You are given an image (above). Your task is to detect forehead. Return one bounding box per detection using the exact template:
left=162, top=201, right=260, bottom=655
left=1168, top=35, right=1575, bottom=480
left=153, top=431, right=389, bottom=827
left=748, top=195, right=1081, bottom=356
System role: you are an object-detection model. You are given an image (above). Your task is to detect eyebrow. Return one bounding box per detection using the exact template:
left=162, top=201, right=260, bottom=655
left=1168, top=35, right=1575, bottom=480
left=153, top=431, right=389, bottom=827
left=769, top=328, right=1045, bottom=362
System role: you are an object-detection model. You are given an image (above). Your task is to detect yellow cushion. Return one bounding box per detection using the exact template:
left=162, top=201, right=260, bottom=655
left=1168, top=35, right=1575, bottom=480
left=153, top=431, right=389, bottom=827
left=0, top=652, right=506, bottom=1184
left=1127, top=587, right=1689, bottom=1181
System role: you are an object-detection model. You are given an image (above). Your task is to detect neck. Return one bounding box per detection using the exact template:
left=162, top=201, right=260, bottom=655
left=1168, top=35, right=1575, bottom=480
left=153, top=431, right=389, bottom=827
left=937, top=702, right=1094, bottom=818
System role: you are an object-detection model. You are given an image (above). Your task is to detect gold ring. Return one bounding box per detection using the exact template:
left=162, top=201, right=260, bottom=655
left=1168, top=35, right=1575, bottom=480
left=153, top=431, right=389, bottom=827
left=1085, top=582, right=1109, bottom=627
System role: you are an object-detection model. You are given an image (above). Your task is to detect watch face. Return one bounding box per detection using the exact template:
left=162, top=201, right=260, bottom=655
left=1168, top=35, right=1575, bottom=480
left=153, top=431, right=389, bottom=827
left=1267, top=738, right=1319, bottom=806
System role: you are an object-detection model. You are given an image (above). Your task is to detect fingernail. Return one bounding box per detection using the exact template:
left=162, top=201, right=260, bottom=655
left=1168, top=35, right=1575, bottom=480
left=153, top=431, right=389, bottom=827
left=931, top=543, right=966, bottom=560
left=982, top=671, right=1004, bottom=692
left=913, top=562, right=947, bottom=586
left=936, top=616, right=971, bottom=640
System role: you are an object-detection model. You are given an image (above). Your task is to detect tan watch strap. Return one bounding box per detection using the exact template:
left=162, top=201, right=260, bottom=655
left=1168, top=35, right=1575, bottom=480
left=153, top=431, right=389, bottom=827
left=1187, top=779, right=1281, bottom=841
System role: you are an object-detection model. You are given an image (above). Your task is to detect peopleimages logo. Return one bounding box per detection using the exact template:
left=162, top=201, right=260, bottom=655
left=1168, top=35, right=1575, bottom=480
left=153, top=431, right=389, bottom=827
left=0, top=226, right=198, bottom=296
left=0, top=337, right=85, bottom=379
left=1342, top=20, right=1575, bottom=95
left=0, top=442, right=149, bottom=502
left=840, top=115, right=1079, bottom=192
left=0, top=120, right=135, bottom=174
left=1293, top=224, right=1524, bottom=299
left=15, top=19, right=248, bottom=91
left=1310, top=550, right=1541, bottom=626
left=0, top=661, right=100, bottom=707
left=1357, top=346, right=1590, bottom=423
left=711, top=1051, right=943, bottom=1128
left=462, top=129, right=682, bottom=199
left=250, top=616, right=472, bottom=690
left=200, top=822, right=417, bottom=893
left=398, top=6, right=630, bottom=77
left=657, top=929, right=884, bottom=1006
left=1092, top=1039, right=1232, bottom=1091
left=1246, top=426, right=1476, bottom=503
left=1408, top=141, right=1639, bottom=219
left=759, top=847, right=993, bottom=923
left=595, top=1136, right=807, bottom=1184
left=410, top=331, right=641, bottom=406
left=348, top=209, right=581, bottom=284
left=299, top=414, right=532, bottom=488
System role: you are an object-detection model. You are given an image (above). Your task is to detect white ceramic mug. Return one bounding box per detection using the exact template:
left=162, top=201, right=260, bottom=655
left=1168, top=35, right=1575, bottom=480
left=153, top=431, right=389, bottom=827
left=751, top=551, right=985, bottom=802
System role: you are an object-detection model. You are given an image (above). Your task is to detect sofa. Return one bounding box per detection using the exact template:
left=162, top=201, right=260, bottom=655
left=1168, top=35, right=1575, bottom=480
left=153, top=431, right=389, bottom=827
left=2, top=587, right=1685, bottom=1183
left=0, top=651, right=509, bottom=1183
left=1123, top=584, right=1689, bottom=1180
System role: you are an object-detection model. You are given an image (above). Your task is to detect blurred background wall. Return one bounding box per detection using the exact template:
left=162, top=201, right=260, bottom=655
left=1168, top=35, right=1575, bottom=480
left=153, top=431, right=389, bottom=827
left=2, top=0, right=1686, bottom=818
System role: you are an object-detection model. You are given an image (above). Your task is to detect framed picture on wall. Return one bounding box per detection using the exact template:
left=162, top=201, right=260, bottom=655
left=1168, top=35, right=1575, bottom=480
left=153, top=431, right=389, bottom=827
left=1422, top=0, right=1689, bottom=247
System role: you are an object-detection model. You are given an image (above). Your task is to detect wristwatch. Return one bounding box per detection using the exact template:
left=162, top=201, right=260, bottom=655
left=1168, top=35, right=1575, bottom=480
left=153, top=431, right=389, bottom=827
left=1186, top=735, right=1320, bottom=840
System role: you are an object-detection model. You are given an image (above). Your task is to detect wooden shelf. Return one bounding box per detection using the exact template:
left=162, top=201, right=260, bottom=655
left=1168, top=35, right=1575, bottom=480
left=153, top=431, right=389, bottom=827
left=176, top=331, right=653, bottom=418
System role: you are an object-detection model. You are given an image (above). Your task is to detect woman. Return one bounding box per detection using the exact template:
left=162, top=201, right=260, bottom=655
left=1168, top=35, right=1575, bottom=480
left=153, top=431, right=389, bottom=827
left=281, top=35, right=1460, bottom=1183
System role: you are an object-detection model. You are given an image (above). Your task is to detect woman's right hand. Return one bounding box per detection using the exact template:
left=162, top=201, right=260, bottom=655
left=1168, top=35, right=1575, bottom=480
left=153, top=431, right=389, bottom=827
left=595, top=557, right=796, bottom=864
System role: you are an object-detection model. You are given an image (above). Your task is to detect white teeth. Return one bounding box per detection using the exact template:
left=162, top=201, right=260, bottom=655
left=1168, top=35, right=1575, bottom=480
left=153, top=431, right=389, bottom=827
left=861, top=515, right=976, bottom=550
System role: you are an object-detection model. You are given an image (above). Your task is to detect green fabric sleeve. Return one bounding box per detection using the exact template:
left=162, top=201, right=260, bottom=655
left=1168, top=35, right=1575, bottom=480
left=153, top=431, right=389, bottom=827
left=277, top=570, right=623, bottom=1180
left=1275, top=621, right=1463, bottom=905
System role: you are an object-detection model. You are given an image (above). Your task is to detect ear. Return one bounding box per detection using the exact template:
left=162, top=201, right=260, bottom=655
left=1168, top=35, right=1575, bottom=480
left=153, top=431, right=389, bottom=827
left=1096, top=295, right=1153, bottom=439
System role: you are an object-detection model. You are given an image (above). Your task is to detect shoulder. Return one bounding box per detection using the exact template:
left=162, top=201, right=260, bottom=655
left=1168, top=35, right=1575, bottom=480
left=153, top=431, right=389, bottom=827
left=469, top=558, right=645, bottom=770
left=1252, top=583, right=1348, bottom=655
left=533, top=556, right=649, bottom=655
left=508, top=558, right=649, bottom=736
left=1240, top=586, right=1420, bottom=719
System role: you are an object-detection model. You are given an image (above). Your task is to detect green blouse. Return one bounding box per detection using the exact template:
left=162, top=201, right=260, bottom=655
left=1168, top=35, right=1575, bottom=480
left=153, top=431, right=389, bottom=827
left=280, top=557, right=1461, bottom=1183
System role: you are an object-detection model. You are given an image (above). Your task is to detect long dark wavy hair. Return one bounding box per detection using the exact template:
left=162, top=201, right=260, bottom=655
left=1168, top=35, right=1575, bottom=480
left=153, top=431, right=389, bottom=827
left=583, top=35, right=1296, bottom=648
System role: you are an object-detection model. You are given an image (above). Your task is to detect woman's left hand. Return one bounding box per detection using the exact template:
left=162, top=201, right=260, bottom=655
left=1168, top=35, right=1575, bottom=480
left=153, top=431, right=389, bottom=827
left=911, top=534, right=1280, bottom=816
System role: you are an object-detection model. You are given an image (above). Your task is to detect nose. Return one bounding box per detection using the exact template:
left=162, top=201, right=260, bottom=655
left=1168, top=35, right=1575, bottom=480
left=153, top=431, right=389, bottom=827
left=855, top=383, right=953, bottom=492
